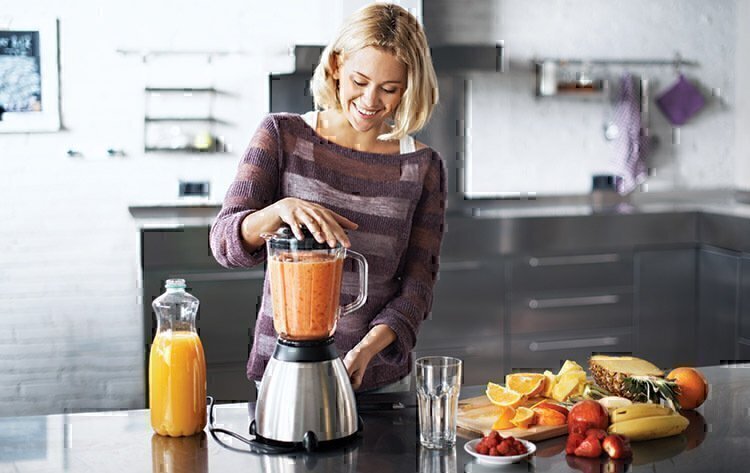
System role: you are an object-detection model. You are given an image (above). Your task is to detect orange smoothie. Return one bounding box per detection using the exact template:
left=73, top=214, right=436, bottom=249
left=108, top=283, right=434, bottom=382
left=149, top=331, right=207, bottom=436
left=269, top=253, right=344, bottom=340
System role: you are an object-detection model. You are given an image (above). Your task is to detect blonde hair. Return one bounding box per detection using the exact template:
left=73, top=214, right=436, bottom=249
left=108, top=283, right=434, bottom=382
left=310, top=3, right=438, bottom=141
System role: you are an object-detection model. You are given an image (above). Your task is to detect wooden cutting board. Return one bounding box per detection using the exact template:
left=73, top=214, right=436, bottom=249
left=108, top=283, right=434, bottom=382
left=457, top=395, right=568, bottom=442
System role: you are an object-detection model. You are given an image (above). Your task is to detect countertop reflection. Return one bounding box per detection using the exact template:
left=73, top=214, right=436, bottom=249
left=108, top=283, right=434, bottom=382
left=0, top=365, right=748, bottom=472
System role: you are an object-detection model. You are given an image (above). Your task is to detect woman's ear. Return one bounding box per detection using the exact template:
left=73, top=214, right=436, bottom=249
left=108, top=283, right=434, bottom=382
left=330, top=52, right=342, bottom=80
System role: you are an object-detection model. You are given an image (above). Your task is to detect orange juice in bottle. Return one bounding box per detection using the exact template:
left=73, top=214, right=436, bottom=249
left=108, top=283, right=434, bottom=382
left=149, top=279, right=206, bottom=437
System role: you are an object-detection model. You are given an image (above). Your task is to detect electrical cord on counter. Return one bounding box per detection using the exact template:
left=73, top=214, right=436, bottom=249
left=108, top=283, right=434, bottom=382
left=207, top=396, right=296, bottom=454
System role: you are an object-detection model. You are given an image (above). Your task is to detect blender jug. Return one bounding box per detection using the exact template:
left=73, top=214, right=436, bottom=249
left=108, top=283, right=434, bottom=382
left=262, top=226, right=368, bottom=341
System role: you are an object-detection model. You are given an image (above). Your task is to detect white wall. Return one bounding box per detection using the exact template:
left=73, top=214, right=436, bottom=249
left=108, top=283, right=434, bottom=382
left=457, top=0, right=739, bottom=196
left=0, top=0, right=343, bottom=416
left=735, top=0, right=750, bottom=190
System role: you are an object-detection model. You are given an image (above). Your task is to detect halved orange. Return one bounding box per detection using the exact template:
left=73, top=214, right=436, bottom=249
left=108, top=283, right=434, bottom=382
left=486, top=382, right=524, bottom=407
left=510, top=406, right=536, bottom=429
left=505, top=373, right=546, bottom=397
left=491, top=405, right=516, bottom=430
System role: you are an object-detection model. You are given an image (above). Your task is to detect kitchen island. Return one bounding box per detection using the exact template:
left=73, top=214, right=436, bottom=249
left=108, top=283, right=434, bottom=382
left=0, top=364, right=746, bottom=472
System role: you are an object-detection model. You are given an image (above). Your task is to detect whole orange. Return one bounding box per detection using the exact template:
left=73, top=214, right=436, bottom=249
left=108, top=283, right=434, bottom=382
left=667, top=367, right=709, bottom=410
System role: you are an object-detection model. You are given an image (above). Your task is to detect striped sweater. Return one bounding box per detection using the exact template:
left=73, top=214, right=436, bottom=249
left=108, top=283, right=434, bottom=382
left=209, top=113, right=446, bottom=391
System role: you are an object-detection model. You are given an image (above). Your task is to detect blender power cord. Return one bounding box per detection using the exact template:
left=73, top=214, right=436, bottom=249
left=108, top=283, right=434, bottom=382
left=207, top=396, right=296, bottom=455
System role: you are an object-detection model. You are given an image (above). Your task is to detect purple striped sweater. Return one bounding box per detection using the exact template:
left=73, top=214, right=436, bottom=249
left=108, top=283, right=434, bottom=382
left=209, top=113, right=447, bottom=391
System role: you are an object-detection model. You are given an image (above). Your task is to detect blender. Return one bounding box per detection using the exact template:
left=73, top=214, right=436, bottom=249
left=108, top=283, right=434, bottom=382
left=250, top=226, right=368, bottom=451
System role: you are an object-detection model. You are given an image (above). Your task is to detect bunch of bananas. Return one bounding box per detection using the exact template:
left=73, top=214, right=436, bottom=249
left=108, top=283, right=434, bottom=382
left=607, top=403, right=689, bottom=441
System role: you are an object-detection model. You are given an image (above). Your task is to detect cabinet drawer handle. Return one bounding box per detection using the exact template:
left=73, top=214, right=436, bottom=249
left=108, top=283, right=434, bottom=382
left=440, top=261, right=483, bottom=272
left=529, top=294, right=619, bottom=309
left=528, top=253, right=621, bottom=267
left=178, top=270, right=265, bottom=282
left=529, top=337, right=619, bottom=352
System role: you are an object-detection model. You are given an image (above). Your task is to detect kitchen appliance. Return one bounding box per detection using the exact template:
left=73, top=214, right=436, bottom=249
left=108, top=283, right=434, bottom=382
left=250, top=226, right=368, bottom=451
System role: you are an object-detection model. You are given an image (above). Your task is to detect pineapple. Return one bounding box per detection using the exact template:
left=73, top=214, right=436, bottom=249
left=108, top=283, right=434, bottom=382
left=589, top=355, right=679, bottom=406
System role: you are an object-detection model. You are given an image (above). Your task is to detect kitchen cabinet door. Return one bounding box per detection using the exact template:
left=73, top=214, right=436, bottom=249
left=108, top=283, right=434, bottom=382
left=414, top=258, right=504, bottom=384
left=144, top=269, right=264, bottom=403
left=635, top=248, right=697, bottom=369
left=697, top=247, right=740, bottom=366
left=739, top=257, right=750, bottom=340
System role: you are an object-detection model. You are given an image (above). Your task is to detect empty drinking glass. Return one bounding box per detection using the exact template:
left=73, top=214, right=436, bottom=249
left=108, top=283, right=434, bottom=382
left=416, top=356, right=463, bottom=449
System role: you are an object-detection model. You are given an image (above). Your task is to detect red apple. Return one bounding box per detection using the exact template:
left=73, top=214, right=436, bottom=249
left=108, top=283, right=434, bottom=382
left=568, top=400, right=609, bottom=435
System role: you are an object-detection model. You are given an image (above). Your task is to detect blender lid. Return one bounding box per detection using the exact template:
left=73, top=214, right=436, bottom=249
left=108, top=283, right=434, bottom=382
left=264, top=225, right=335, bottom=251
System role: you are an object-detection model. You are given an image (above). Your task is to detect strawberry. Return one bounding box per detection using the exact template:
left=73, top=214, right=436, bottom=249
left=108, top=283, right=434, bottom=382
left=574, top=436, right=603, bottom=458
left=565, top=433, right=585, bottom=455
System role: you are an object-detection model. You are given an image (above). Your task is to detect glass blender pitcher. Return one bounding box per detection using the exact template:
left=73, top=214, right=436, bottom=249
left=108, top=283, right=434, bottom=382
left=253, top=226, right=368, bottom=450
left=262, top=226, right=368, bottom=341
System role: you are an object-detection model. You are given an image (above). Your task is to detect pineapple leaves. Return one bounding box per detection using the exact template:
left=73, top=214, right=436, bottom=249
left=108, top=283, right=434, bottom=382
left=623, top=376, right=681, bottom=410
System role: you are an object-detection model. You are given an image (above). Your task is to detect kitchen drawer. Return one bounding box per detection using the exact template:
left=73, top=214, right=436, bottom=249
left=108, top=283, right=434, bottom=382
left=510, top=251, right=633, bottom=294
left=509, top=290, right=633, bottom=335
left=508, top=327, right=633, bottom=372
left=142, top=227, right=219, bottom=270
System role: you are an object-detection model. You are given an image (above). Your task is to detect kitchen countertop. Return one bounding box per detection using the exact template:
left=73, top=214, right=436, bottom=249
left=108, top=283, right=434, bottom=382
left=1, top=364, right=746, bottom=472
left=128, top=190, right=750, bottom=225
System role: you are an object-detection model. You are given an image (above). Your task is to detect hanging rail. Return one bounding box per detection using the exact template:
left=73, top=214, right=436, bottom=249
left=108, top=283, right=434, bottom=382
left=535, top=57, right=699, bottom=68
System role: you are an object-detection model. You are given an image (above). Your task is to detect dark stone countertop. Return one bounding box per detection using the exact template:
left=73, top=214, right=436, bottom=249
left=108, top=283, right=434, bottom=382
left=1, top=365, right=747, bottom=472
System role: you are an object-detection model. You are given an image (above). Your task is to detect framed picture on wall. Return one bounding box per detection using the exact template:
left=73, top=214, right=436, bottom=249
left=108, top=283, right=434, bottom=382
left=0, top=18, right=60, bottom=133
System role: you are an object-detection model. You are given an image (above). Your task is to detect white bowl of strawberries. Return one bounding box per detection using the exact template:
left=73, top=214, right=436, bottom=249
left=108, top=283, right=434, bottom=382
left=464, top=431, right=536, bottom=465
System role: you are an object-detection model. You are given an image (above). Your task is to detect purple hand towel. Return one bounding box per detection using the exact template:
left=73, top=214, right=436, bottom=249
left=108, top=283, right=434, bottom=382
left=655, top=74, right=705, bottom=126
left=613, top=74, right=649, bottom=195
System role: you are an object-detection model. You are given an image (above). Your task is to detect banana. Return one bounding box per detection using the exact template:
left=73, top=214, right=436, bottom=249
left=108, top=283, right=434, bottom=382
left=608, top=414, right=689, bottom=441
left=610, top=403, right=674, bottom=423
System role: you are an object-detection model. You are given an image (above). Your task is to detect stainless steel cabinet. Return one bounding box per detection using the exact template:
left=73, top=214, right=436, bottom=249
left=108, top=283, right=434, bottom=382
left=635, top=248, right=697, bottom=369
left=697, top=246, right=740, bottom=366
left=506, top=250, right=634, bottom=372
left=413, top=258, right=504, bottom=385
left=738, top=256, right=750, bottom=358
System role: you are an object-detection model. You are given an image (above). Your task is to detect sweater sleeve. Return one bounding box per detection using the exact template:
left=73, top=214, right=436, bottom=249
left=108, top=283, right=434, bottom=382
left=210, top=115, right=281, bottom=268
left=369, top=152, right=447, bottom=366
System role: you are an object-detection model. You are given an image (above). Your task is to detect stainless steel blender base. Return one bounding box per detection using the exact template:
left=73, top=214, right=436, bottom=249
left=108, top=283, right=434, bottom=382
left=254, top=353, right=359, bottom=445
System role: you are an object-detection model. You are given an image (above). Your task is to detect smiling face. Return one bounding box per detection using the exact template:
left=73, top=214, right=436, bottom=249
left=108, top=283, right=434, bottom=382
left=333, top=46, right=407, bottom=135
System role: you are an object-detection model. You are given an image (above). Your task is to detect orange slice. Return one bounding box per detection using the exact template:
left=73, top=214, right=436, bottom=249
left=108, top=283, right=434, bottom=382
left=491, top=405, right=516, bottom=430
left=505, top=373, right=546, bottom=397
left=486, top=382, right=524, bottom=407
left=533, top=407, right=567, bottom=426
left=510, top=406, right=536, bottom=429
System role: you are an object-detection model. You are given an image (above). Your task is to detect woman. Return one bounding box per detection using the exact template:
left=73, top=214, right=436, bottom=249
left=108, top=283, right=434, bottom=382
left=210, top=3, right=445, bottom=392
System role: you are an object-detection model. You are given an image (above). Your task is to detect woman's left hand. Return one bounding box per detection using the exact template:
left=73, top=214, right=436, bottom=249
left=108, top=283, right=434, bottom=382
left=343, top=325, right=397, bottom=390
left=343, top=346, right=374, bottom=390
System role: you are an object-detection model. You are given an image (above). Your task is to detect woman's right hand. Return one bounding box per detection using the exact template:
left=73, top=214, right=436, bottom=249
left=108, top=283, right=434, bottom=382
left=274, top=198, right=358, bottom=247
left=241, top=197, right=358, bottom=250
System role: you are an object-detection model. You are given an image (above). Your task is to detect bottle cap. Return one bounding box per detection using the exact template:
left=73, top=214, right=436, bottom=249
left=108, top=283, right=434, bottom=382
left=165, top=278, right=187, bottom=289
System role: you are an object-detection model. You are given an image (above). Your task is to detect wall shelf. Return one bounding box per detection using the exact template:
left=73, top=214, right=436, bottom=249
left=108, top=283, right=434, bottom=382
left=144, top=146, right=227, bottom=153
left=143, top=87, right=228, bottom=154
left=144, top=117, right=230, bottom=124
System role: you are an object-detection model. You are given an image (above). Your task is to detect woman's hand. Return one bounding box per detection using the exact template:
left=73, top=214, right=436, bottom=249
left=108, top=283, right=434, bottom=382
left=273, top=197, right=358, bottom=248
left=343, top=346, right=375, bottom=390
left=240, top=197, right=357, bottom=251
left=343, top=325, right=397, bottom=390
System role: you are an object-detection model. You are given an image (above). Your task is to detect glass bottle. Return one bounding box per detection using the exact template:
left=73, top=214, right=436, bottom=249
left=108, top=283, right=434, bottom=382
left=149, top=279, right=206, bottom=436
